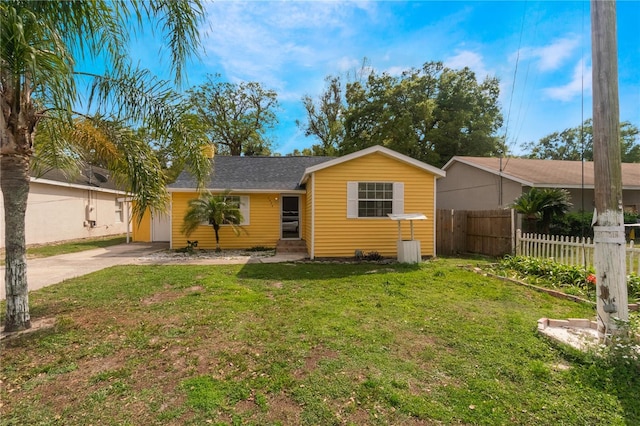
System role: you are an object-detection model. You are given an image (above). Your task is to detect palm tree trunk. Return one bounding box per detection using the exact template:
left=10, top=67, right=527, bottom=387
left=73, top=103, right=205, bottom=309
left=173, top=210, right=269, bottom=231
left=524, top=216, right=537, bottom=234
left=213, top=224, right=221, bottom=252
left=1, top=153, right=31, bottom=331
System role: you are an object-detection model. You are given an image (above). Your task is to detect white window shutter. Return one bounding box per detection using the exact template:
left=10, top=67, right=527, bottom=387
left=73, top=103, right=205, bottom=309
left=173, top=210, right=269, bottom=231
left=392, top=182, right=404, bottom=214
left=240, top=196, right=250, bottom=225
left=347, top=182, right=358, bottom=218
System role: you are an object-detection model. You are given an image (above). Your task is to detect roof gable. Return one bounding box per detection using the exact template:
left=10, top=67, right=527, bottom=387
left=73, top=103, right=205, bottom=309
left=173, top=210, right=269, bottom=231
left=169, top=156, right=334, bottom=192
left=443, top=156, right=640, bottom=189
left=299, top=145, right=445, bottom=184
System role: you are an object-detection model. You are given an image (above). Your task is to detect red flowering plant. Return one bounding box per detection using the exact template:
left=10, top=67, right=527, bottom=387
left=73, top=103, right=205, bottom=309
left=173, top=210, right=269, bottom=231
left=586, top=273, right=597, bottom=285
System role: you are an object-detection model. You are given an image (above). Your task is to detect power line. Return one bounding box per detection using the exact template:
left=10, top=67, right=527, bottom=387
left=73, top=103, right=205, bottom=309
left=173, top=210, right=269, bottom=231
left=502, top=0, right=528, bottom=173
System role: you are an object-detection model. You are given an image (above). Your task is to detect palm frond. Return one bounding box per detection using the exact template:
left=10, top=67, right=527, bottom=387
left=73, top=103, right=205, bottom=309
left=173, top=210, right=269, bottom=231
left=143, top=0, right=205, bottom=85
left=182, top=191, right=245, bottom=238
left=31, top=115, right=82, bottom=176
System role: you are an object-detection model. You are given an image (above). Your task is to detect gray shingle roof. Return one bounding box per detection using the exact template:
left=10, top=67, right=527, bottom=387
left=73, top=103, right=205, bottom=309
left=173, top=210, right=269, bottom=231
left=169, top=156, right=334, bottom=191
left=31, top=164, right=124, bottom=192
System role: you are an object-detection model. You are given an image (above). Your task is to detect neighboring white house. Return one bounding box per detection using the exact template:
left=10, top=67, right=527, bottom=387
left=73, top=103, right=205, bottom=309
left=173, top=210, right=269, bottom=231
left=0, top=166, right=130, bottom=248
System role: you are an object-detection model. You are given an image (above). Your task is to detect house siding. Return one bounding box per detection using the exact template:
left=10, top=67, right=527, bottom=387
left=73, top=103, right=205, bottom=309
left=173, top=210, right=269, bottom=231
left=132, top=208, right=152, bottom=242
left=437, top=161, right=522, bottom=210
left=0, top=182, right=128, bottom=248
left=439, top=158, right=640, bottom=214
left=170, top=192, right=290, bottom=250
left=311, top=152, right=436, bottom=258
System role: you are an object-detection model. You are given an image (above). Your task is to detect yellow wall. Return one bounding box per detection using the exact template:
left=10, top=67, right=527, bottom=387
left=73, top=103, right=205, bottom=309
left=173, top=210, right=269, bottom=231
left=171, top=192, right=301, bottom=250
left=132, top=207, right=151, bottom=242
left=311, top=152, right=436, bottom=258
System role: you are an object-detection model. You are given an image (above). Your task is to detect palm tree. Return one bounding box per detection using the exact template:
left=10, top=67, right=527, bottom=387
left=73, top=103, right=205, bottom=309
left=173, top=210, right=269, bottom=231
left=511, top=188, right=572, bottom=233
left=538, top=188, right=572, bottom=232
left=182, top=192, right=245, bottom=252
left=1, top=1, right=210, bottom=332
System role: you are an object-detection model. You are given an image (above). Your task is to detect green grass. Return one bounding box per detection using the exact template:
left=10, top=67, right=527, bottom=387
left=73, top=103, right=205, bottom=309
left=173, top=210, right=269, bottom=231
left=1, top=258, right=638, bottom=425
left=0, top=235, right=127, bottom=265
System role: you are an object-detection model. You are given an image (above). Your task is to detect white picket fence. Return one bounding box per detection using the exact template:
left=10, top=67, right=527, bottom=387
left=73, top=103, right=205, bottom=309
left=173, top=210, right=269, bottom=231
left=516, top=229, right=640, bottom=275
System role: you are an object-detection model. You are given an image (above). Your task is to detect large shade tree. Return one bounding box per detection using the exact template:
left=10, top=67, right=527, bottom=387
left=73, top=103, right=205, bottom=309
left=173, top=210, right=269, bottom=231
left=299, top=62, right=503, bottom=166
left=522, top=119, right=639, bottom=163
left=297, top=76, right=344, bottom=156
left=1, top=0, right=211, bottom=332
left=186, top=74, right=279, bottom=156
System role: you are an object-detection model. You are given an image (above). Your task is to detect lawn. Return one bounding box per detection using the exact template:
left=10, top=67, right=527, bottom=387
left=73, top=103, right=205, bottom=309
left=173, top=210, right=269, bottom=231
left=0, top=235, right=127, bottom=265
left=1, top=258, right=638, bottom=425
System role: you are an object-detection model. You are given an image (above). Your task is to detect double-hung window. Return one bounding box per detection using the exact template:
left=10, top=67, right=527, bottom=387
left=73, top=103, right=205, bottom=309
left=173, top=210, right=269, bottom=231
left=223, top=195, right=250, bottom=226
left=115, top=199, right=124, bottom=222
left=200, top=195, right=250, bottom=226
left=358, top=182, right=393, bottom=217
left=347, top=182, right=404, bottom=218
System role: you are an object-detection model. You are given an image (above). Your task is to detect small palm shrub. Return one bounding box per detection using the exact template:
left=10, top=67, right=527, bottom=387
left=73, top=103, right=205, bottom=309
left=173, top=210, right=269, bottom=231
left=549, top=211, right=594, bottom=238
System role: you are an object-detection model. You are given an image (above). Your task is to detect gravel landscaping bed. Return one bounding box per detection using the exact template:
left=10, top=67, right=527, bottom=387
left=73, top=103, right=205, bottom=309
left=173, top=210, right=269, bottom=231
left=138, top=248, right=276, bottom=262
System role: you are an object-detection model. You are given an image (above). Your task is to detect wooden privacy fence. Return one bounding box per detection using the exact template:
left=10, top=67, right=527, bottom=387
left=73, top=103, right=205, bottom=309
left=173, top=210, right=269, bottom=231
left=436, top=209, right=515, bottom=257
left=516, top=230, right=640, bottom=275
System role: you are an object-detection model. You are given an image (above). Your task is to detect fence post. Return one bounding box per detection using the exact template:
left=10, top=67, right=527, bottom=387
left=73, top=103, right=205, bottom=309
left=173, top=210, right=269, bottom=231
left=516, top=229, right=521, bottom=256
left=511, top=209, right=516, bottom=255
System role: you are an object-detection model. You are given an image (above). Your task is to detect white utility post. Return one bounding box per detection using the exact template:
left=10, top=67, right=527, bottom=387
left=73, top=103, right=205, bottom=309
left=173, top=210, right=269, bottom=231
left=591, top=0, right=628, bottom=338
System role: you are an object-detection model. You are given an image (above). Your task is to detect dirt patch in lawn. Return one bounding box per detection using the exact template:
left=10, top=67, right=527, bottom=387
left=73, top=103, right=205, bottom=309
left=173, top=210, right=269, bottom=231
left=0, top=316, right=56, bottom=341
left=265, top=392, right=303, bottom=424
left=141, top=285, right=205, bottom=306
left=292, top=345, right=339, bottom=380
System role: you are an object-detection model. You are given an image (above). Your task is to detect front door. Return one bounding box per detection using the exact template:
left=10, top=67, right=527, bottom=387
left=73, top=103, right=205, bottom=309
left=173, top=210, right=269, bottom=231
left=151, top=212, right=170, bottom=242
left=281, top=196, right=300, bottom=239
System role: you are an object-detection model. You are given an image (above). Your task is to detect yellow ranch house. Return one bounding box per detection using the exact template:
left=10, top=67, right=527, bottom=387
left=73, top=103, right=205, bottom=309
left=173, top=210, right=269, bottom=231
left=133, top=145, right=445, bottom=259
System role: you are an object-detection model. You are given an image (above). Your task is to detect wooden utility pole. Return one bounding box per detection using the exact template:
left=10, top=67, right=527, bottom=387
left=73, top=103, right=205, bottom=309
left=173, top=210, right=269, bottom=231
left=591, top=0, right=628, bottom=338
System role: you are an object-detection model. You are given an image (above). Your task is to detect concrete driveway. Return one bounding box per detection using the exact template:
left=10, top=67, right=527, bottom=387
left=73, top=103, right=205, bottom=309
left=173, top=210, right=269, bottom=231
left=1, top=243, right=307, bottom=300
left=0, top=242, right=167, bottom=300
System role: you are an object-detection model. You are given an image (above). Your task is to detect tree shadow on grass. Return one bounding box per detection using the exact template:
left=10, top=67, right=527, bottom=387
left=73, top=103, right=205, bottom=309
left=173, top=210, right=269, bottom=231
left=237, top=261, right=422, bottom=281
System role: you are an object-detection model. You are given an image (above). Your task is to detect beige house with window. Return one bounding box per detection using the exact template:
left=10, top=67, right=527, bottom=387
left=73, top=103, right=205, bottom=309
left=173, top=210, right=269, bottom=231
left=437, top=156, right=640, bottom=213
left=0, top=166, right=130, bottom=248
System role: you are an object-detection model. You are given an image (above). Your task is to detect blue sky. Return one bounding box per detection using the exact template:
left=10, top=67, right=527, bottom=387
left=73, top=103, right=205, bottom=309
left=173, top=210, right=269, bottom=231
left=129, top=0, right=640, bottom=156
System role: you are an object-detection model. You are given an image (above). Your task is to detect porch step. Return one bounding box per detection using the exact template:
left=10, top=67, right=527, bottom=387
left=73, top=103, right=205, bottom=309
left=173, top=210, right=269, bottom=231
left=276, top=239, right=308, bottom=255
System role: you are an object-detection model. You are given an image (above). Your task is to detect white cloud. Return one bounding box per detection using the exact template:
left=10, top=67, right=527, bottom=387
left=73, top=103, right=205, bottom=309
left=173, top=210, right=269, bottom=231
left=200, top=1, right=379, bottom=87
left=518, top=36, right=581, bottom=72
left=543, top=58, right=592, bottom=101
left=444, top=50, right=491, bottom=80
left=336, top=56, right=361, bottom=73
left=384, top=66, right=406, bottom=77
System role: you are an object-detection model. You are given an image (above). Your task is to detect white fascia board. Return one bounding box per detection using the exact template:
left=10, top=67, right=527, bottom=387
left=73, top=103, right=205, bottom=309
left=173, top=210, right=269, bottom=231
left=169, top=194, right=173, bottom=249
left=310, top=173, right=315, bottom=260
left=441, top=156, right=459, bottom=170
left=30, top=177, right=127, bottom=195
left=433, top=175, right=437, bottom=257
left=299, top=145, right=446, bottom=185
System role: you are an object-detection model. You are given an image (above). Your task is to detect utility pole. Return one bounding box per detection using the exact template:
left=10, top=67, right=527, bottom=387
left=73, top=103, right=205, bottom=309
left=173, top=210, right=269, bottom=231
left=591, top=0, right=628, bottom=338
